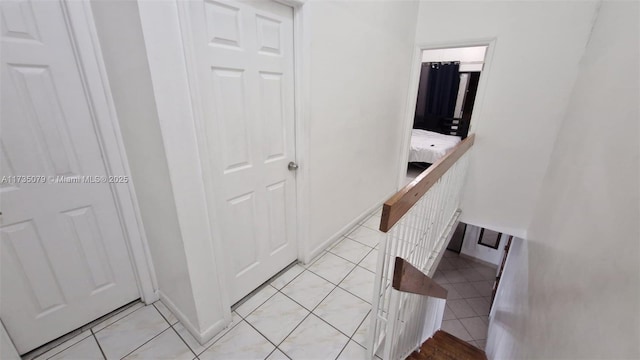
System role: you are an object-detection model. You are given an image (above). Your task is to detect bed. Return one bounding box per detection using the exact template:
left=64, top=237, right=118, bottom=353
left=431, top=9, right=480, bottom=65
left=408, top=129, right=461, bottom=164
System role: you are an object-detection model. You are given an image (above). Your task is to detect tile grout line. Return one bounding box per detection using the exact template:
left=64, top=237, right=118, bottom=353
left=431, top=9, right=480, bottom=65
left=329, top=251, right=376, bottom=274
left=263, top=346, right=292, bottom=360
left=274, top=286, right=349, bottom=359
left=89, top=329, right=107, bottom=360
left=344, top=233, right=379, bottom=249
left=217, top=271, right=315, bottom=358
left=307, top=252, right=374, bottom=304
left=272, top=242, right=378, bottom=357
left=189, top=214, right=382, bottom=359
left=328, top=242, right=375, bottom=265
left=36, top=217, right=385, bottom=360
left=27, top=302, right=144, bottom=360
left=335, top=308, right=375, bottom=359
left=91, top=301, right=145, bottom=334
left=117, top=326, right=173, bottom=359
left=457, top=316, right=488, bottom=342
left=238, top=318, right=285, bottom=358
left=234, top=284, right=279, bottom=317
left=293, top=235, right=381, bottom=353
left=247, top=259, right=362, bottom=358
left=168, top=325, right=198, bottom=359
left=157, top=303, right=202, bottom=360
left=33, top=331, right=92, bottom=360
left=306, top=259, right=373, bottom=300
left=438, top=250, right=491, bottom=348
left=198, top=266, right=309, bottom=358
left=102, top=304, right=175, bottom=359
left=245, top=268, right=364, bottom=357
left=191, top=312, right=245, bottom=358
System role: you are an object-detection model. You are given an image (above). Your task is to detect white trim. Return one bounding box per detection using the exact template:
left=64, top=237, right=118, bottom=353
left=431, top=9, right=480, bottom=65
left=63, top=0, right=159, bottom=303
left=395, top=44, right=424, bottom=188
left=304, top=189, right=394, bottom=265
left=174, top=0, right=305, bottom=307
left=137, top=0, right=232, bottom=342
left=0, top=321, right=19, bottom=360
left=275, top=0, right=306, bottom=7
left=396, top=38, right=497, bottom=190
left=158, top=292, right=228, bottom=345
left=172, top=0, right=234, bottom=320
left=137, top=0, right=309, bottom=341
left=289, top=2, right=312, bottom=264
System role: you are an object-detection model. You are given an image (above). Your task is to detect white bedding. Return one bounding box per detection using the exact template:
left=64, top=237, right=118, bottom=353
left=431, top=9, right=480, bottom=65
left=408, top=129, right=461, bottom=164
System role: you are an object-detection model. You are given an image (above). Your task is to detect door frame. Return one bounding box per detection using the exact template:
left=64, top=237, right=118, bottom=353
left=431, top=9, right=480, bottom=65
left=280, top=0, right=313, bottom=265
left=58, top=1, right=158, bottom=302
left=137, top=0, right=309, bottom=343
left=396, top=39, right=497, bottom=189
left=1, top=0, right=159, bottom=354
left=174, top=0, right=306, bottom=301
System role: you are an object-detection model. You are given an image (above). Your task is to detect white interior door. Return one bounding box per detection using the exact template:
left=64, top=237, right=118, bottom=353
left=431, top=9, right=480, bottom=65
left=181, top=0, right=297, bottom=303
left=0, top=0, right=139, bottom=353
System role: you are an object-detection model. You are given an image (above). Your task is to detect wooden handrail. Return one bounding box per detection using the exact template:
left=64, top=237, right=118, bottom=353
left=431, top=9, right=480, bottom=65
left=379, top=133, right=475, bottom=232
left=392, top=257, right=447, bottom=299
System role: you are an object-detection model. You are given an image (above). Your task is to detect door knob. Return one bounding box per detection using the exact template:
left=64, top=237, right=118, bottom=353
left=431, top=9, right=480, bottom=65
left=288, top=161, right=299, bottom=171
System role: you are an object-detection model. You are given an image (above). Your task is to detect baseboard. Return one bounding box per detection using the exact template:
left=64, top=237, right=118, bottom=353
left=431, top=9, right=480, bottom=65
left=303, top=191, right=394, bottom=264
left=158, top=292, right=229, bottom=345
left=142, top=290, right=160, bottom=305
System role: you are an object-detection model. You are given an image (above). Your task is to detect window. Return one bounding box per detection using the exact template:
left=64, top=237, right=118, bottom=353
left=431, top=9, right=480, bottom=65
left=478, top=228, right=501, bottom=249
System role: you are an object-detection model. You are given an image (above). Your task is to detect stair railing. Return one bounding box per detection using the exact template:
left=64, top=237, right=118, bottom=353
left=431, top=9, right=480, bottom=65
left=367, top=134, right=475, bottom=360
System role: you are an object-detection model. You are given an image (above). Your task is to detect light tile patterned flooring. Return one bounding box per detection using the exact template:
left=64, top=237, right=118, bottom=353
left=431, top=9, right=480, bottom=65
left=30, top=212, right=384, bottom=360
left=29, top=210, right=494, bottom=359
left=435, top=250, right=497, bottom=350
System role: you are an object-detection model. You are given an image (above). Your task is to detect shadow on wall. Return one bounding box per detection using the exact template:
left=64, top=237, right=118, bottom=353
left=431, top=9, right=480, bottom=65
left=485, top=237, right=528, bottom=359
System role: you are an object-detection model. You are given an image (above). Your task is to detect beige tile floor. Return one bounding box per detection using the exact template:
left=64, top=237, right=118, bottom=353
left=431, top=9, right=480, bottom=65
left=436, top=250, right=497, bottom=350
left=28, top=212, right=384, bottom=360
left=26, top=210, right=493, bottom=359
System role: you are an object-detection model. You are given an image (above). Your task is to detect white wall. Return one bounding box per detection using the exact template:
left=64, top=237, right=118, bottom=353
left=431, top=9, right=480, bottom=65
left=523, top=1, right=640, bottom=357
left=110, top=0, right=423, bottom=341
left=485, top=237, right=528, bottom=360
left=305, top=1, right=420, bottom=257
left=414, top=1, right=599, bottom=237
left=91, top=0, right=200, bottom=334
left=486, top=2, right=640, bottom=358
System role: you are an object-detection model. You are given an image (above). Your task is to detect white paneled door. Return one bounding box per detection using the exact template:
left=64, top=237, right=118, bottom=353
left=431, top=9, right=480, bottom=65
left=181, top=0, right=297, bottom=303
left=0, top=0, right=139, bottom=353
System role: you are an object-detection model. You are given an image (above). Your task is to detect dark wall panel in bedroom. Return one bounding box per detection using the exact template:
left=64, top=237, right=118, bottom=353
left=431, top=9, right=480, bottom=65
left=414, top=63, right=430, bottom=123
left=413, top=62, right=460, bottom=132
left=462, top=72, right=481, bottom=122
left=457, top=71, right=481, bottom=139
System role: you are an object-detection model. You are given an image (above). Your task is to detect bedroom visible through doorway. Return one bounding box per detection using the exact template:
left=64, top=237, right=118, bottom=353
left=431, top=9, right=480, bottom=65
left=405, top=45, right=487, bottom=184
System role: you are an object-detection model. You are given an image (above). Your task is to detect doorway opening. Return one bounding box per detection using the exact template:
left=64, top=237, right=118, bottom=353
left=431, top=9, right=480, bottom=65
left=405, top=45, right=488, bottom=185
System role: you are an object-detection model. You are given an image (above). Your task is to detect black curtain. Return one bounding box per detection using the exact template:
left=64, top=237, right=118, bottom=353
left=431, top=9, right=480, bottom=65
left=413, top=62, right=460, bottom=132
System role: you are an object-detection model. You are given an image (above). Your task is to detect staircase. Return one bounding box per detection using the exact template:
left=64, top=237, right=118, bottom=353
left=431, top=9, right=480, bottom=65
left=406, top=330, right=487, bottom=360
left=368, top=135, right=475, bottom=360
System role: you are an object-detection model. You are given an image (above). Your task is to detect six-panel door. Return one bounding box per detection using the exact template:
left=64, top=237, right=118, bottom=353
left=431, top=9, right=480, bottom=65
left=0, top=0, right=139, bottom=353
left=181, top=0, right=297, bottom=303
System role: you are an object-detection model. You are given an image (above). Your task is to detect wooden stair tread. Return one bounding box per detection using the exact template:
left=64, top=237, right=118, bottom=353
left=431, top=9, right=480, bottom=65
left=407, top=330, right=487, bottom=360
left=433, top=331, right=485, bottom=357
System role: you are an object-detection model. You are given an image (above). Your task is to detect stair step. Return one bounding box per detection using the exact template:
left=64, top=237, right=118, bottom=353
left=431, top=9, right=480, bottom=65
left=407, top=330, right=487, bottom=360
left=433, top=331, right=486, bottom=358
left=409, top=338, right=449, bottom=360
